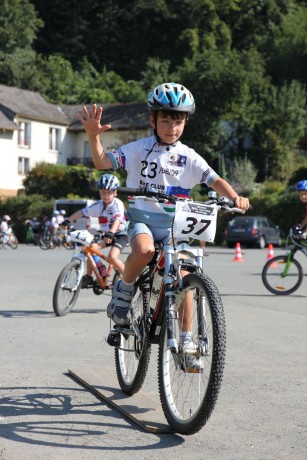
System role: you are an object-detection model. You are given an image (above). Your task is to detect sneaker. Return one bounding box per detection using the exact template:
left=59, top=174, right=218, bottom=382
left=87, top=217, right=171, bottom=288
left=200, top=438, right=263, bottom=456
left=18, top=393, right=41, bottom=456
left=81, top=275, right=93, bottom=289
left=107, top=280, right=133, bottom=326
left=181, top=340, right=204, bottom=373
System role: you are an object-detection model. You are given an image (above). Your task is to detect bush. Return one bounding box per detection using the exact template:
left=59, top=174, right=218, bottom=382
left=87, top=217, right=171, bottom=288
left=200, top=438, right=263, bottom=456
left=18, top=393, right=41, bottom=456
left=23, top=163, right=102, bottom=199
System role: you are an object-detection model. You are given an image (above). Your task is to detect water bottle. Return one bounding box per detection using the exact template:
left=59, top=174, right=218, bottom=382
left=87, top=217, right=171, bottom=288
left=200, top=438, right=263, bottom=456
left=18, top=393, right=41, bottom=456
left=93, top=255, right=107, bottom=278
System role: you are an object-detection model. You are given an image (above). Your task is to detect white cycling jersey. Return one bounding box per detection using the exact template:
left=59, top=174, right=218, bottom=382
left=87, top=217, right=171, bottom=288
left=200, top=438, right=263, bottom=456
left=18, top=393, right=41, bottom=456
left=0, top=221, right=9, bottom=233
left=81, top=198, right=127, bottom=234
left=107, top=135, right=219, bottom=227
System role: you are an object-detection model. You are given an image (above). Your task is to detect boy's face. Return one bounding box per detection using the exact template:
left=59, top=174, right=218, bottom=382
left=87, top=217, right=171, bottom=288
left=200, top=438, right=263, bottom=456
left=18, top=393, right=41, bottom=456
left=150, top=112, right=186, bottom=144
left=298, top=190, right=307, bottom=203
left=99, top=189, right=116, bottom=204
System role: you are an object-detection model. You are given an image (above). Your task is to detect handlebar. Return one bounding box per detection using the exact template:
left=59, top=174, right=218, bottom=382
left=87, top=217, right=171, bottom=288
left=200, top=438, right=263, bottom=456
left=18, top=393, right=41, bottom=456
left=118, top=186, right=177, bottom=203
left=60, top=222, right=116, bottom=243
left=117, top=186, right=244, bottom=213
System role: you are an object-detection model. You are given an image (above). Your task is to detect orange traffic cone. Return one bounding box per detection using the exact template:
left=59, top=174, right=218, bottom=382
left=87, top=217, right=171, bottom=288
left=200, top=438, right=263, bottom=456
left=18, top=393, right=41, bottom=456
left=233, top=242, right=243, bottom=262
left=267, top=244, right=275, bottom=260
left=267, top=243, right=277, bottom=267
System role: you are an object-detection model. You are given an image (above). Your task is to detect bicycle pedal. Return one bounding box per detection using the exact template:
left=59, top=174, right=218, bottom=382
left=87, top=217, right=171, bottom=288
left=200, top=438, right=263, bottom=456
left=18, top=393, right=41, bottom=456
left=106, top=330, right=121, bottom=347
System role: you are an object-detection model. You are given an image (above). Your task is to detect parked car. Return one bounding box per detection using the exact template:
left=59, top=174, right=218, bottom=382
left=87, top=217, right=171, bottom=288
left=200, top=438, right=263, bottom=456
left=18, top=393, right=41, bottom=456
left=224, top=215, right=282, bottom=249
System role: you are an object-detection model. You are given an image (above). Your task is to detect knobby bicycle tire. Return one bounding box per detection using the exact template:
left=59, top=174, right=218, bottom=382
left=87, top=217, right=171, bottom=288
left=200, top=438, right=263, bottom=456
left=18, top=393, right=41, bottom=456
left=262, top=255, right=303, bottom=295
left=53, top=260, right=82, bottom=316
left=115, top=287, right=151, bottom=395
left=158, top=273, right=226, bottom=435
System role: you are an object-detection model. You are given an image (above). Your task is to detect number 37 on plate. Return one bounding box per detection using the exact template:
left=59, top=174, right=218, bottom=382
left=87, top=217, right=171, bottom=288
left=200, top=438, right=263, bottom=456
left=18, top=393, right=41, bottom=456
left=173, top=202, right=217, bottom=242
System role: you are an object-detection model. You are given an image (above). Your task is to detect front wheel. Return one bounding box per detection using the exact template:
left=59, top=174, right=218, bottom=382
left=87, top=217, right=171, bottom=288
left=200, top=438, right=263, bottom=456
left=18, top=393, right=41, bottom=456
left=158, top=273, right=226, bottom=435
left=262, top=255, right=303, bottom=295
left=115, top=287, right=151, bottom=395
left=53, top=260, right=83, bottom=316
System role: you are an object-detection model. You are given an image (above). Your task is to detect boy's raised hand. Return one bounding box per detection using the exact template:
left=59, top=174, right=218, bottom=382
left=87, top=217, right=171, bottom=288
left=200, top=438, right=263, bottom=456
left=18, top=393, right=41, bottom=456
left=76, top=104, right=112, bottom=137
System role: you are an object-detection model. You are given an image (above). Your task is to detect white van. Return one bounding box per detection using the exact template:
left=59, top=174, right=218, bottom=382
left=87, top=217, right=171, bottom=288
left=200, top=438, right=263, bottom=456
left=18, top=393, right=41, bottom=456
left=53, top=199, right=100, bottom=233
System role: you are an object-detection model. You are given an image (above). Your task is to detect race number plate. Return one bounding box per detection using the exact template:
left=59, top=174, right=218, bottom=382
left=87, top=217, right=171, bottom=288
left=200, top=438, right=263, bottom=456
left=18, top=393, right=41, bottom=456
left=173, top=202, right=217, bottom=242
left=70, top=229, right=94, bottom=246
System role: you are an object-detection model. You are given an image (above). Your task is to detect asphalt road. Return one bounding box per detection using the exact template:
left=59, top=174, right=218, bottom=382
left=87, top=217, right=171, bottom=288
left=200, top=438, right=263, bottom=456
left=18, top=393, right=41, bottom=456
left=0, top=244, right=306, bottom=460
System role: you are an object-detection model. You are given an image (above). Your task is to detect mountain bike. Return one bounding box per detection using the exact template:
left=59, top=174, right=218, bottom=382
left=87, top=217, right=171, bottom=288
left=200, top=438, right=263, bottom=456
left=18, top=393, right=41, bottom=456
left=0, top=228, right=18, bottom=249
left=262, top=225, right=307, bottom=295
left=106, top=187, right=244, bottom=435
left=53, top=230, right=120, bottom=316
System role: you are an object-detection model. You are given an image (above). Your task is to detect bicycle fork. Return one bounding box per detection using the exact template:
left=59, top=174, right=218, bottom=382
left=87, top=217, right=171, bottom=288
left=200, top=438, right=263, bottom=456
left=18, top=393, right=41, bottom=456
left=281, top=252, right=294, bottom=277
left=163, top=246, right=179, bottom=353
left=70, top=253, right=86, bottom=290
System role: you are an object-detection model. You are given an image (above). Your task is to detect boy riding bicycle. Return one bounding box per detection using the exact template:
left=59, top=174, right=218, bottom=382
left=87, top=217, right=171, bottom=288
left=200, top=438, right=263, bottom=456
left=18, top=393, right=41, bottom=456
left=77, top=82, right=249, bottom=370
left=63, top=173, right=128, bottom=288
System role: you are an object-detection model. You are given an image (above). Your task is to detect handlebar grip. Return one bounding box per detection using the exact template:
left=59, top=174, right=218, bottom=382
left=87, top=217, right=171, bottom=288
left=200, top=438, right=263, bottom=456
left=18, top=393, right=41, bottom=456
left=117, top=187, right=146, bottom=195
left=217, top=196, right=235, bottom=208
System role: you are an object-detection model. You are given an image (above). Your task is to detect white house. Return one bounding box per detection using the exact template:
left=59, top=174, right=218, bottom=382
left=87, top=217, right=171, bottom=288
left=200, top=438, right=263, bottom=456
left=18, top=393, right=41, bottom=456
left=0, top=84, right=149, bottom=197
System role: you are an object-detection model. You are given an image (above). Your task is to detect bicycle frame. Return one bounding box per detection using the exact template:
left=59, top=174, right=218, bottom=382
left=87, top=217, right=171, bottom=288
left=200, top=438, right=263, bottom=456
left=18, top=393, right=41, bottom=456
left=71, top=238, right=115, bottom=291
left=125, top=239, right=205, bottom=352
left=281, top=229, right=307, bottom=277
left=156, top=242, right=204, bottom=352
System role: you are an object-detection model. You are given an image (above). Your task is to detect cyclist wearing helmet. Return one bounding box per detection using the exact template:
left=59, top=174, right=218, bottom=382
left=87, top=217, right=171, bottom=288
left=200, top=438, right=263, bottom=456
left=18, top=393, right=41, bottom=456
left=64, top=173, right=128, bottom=288
left=77, top=82, right=249, bottom=370
left=0, top=215, right=11, bottom=234
left=56, top=209, right=66, bottom=226
left=296, top=180, right=307, bottom=229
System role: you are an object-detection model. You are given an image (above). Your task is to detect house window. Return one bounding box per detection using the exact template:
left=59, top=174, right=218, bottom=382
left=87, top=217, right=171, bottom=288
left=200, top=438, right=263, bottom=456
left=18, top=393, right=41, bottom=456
left=18, top=157, right=30, bottom=175
left=18, top=121, right=31, bottom=147
left=84, top=141, right=91, bottom=159
left=49, top=127, right=61, bottom=151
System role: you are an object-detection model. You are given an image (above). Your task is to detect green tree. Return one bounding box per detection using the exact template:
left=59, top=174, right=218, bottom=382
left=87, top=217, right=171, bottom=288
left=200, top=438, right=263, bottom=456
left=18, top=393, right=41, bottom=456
left=23, top=163, right=100, bottom=199
left=250, top=81, right=307, bottom=181
left=267, top=3, right=307, bottom=86
left=228, top=158, right=258, bottom=195
left=0, top=0, right=43, bottom=86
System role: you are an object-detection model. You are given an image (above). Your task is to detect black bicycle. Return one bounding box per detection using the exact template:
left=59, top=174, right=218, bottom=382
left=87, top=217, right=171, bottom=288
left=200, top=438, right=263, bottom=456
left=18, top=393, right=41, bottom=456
left=106, top=187, right=244, bottom=435
left=262, top=225, right=307, bottom=295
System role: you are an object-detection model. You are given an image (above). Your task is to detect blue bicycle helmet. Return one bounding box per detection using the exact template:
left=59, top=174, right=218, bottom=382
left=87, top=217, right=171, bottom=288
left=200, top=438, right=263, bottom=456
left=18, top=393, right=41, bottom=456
left=96, top=174, right=120, bottom=190
left=296, top=180, right=307, bottom=191
left=147, top=82, right=195, bottom=114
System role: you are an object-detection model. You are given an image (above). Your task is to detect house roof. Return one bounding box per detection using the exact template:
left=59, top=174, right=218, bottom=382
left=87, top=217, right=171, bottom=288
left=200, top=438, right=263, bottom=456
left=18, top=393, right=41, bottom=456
left=0, top=110, right=17, bottom=130
left=0, top=84, right=69, bottom=128
left=62, top=102, right=149, bottom=132
left=0, top=84, right=149, bottom=132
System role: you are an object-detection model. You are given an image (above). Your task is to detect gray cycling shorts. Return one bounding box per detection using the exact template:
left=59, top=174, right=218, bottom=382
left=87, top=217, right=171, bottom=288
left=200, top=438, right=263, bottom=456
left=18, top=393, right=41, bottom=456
left=128, top=221, right=171, bottom=244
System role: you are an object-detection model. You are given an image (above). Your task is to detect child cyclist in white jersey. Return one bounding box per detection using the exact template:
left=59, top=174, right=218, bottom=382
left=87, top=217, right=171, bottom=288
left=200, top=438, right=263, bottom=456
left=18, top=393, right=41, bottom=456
left=63, top=173, right=128, bottom=288
left=77, top=82, right=249, bottom=371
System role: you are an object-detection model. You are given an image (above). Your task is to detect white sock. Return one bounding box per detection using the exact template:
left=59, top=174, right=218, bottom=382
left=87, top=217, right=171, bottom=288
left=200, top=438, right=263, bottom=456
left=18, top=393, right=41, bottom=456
left=119, top=279, right=134, bottom=294
left=180, top=331, right=193, bottom=344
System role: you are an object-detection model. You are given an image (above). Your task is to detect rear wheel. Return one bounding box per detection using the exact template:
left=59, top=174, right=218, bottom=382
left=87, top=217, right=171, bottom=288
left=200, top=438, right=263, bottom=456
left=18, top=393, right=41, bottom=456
left=158, top=273, right=226, bottom=435
left=262, top=255, right=303, bottom=295
left=8, top=234, right=18, bottom=249
left=53, top=260, right=82, bottom=316
left=115, top=287, right=151, bottom=395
